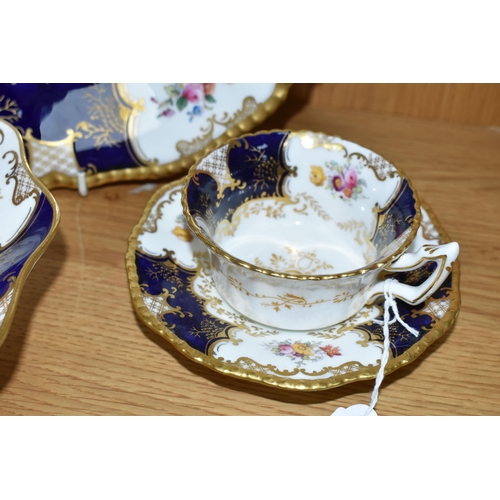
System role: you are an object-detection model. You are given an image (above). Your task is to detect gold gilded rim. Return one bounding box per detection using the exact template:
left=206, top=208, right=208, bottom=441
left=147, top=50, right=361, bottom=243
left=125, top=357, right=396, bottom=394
left=0, top=120, right=61, bottom=347
left=181, top=129, right=422, bottom=281
left=126, top=178, right=460, bottom=391
left=38, top=83, right=292, bottom=190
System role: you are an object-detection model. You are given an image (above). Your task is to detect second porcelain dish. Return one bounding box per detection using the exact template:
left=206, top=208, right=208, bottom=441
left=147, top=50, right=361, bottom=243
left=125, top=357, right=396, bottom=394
left=0, top=84, right=290, bottom=191
left=0, top=119, right=60, bottom=346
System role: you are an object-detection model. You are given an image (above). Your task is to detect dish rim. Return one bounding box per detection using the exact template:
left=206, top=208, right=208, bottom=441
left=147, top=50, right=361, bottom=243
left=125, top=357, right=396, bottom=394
left=0, top=119, right=61, bottom=347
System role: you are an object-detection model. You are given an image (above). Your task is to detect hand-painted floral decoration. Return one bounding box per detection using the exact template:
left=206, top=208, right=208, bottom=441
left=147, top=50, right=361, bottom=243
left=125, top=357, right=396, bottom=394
left=264, top=339, right=341, bottom=367
left=310, top=161, right=367, bottom=201
left=153, top=83, right=216, bottom=121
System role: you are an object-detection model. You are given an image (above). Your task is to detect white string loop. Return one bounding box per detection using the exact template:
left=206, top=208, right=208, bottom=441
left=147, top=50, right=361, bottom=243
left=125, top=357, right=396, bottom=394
left=364, top=279, right=420, bottom=415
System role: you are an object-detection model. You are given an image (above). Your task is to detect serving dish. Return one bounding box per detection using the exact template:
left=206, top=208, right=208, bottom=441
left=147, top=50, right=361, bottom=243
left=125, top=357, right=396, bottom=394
left=0, top=84, right=290, bottom=192
left=0, top=119, right=60, bottom=347
left=126, top=177, right=461, bottom=391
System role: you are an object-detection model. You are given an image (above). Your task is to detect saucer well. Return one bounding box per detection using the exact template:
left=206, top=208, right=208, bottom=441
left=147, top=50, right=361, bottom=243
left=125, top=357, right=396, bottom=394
left=0, top=119, right=60, bottom=347
left=126, top=178, right=461, bottom=390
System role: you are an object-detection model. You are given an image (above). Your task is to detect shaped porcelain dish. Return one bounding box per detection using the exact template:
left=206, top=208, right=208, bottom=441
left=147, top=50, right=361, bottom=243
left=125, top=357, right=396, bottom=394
left=0, top=84, right=290, bottom=191
left=126, top=178, right=461, bottom=391
left=181, top=130, right=458, bottom=330
left=0, top=119, right=60, bottom=346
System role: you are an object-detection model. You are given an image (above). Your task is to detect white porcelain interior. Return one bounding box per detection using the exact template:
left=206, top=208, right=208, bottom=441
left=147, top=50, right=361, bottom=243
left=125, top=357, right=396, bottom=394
left=212, top=132, right=412, bottom=274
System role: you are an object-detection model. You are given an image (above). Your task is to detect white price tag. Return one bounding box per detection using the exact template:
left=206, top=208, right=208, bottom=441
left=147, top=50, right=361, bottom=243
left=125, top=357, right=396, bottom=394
left=331, top=404, right=378, bottom=416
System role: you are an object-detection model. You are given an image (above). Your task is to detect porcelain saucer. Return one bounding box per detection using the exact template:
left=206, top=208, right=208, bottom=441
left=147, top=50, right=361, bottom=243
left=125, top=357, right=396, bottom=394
left=126, top=178, right=461, bottom=390
left=0, top=119, right=60, bottom=347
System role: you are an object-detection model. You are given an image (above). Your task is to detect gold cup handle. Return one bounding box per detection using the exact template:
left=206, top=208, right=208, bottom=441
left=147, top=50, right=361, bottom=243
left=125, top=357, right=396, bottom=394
left=368, top=242, right=460, bottom=305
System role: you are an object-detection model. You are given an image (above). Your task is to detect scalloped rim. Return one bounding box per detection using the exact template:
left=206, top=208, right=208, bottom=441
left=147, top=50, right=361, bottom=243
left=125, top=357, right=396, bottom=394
left=0, top=120, right=61, bottom=347
left=38, top=83, right=292, bottom=190
left=126, top=177, right=461, bottom=392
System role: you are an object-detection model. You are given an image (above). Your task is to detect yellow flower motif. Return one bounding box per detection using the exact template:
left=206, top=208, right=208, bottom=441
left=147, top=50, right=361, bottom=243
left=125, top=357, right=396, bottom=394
left=292, top=342, right=313, bottom=357
left=171, top=226, right=193, bottom=242
left=310, top=165, right=326, bottom=186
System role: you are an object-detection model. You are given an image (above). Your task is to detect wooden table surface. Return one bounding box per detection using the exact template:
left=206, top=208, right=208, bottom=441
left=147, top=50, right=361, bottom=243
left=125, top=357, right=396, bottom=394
left=1, top=103, right=499, bottom=416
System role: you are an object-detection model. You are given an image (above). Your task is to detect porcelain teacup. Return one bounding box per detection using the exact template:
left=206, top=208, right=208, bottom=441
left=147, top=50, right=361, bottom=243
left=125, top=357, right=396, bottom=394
left=182, top=130, right=459, bottom=330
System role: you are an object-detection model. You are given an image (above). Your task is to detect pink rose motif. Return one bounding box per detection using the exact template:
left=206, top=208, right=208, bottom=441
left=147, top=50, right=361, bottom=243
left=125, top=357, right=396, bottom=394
left=332, top=174, right=345, bottom=192
left=278, top=344, right=295, bottom=356
left=344, top=167, right=358, bottom=189
left=182, top=83, right=204, bottom=103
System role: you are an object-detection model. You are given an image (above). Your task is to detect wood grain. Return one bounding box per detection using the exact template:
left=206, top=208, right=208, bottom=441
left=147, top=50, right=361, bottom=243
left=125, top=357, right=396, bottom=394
left=1, top=102, right=499, bottom=415
left=289, top=84, right=500, bottom=126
